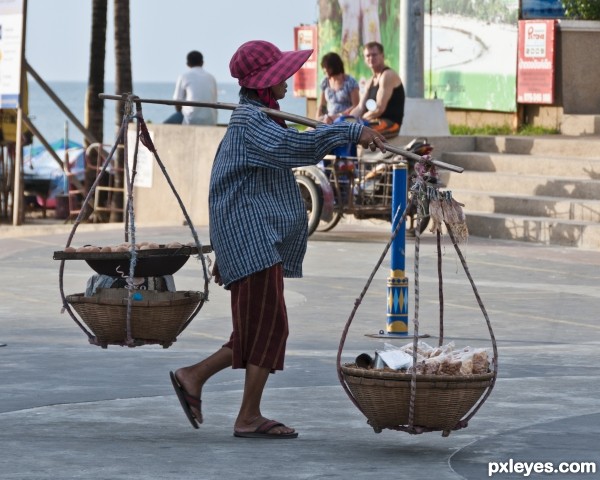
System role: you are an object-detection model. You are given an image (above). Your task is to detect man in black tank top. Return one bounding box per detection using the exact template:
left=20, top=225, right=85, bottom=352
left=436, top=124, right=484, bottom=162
left=350, top=42, right=405, bottom=138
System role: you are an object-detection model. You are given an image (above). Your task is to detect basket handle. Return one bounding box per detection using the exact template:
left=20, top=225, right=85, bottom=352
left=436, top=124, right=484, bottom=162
left=336, top=203, right=411, bottom=416
left=58, top=117, right=131, bottom=346
left=441, top=223, right=499, bottom=426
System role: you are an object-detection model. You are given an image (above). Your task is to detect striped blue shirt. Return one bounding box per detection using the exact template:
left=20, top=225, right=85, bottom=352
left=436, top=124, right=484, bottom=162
left=209, top=96, right=363, bottom=287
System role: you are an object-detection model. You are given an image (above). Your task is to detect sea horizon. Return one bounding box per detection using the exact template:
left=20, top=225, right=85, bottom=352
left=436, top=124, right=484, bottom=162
left=26, top=80, right=309, bottom=147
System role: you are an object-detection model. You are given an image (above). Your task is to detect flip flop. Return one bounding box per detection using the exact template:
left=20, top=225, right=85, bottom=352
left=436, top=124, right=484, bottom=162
left=234, top=419, right=298, bottom=439
left=169, top=371, right=202, bottom=429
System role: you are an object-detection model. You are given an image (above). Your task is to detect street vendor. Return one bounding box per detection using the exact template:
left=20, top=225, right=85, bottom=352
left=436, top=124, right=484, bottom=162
left=169, top=39, right=387, bottom=439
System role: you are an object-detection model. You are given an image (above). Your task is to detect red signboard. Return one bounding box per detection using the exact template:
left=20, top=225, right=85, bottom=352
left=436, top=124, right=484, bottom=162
left=293, top=25, right=318, bottom=99
left=517, top=19, right=556, bottom=104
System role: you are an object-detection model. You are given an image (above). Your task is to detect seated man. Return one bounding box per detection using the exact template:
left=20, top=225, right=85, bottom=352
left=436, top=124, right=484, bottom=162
left=350, top=41, right=405, bottom=138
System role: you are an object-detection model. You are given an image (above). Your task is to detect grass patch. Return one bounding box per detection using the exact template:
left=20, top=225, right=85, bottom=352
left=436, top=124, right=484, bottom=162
left=517, top=124, right=561, bottom=136
left=450, top=124, right=560, bottom=136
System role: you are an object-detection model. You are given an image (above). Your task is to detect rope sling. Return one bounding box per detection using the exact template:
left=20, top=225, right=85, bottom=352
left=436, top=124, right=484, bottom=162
left=56, top=95, right=211, bottom=348
left=336, top=157, right=499, bottom=436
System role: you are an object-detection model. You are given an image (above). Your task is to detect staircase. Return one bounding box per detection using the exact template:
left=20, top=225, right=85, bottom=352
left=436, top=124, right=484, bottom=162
left=434, top=134, right=600, bottom=250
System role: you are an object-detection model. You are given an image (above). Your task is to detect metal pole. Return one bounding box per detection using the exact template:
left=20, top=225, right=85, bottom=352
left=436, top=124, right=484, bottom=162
left=400, top=0, right=425, bottom=98
left=386, top=164, right=410, bottom=335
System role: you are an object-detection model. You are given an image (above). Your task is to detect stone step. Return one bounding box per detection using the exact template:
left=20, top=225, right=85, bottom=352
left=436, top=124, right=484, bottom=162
left=473, top=135, right=600, bottom=157
left=463, top=211, right=600, bottom=249
left=450, top=190, right=600, bottom=222
left=560, top=114, right=600, bottom=136
left=442, top=151, right=600, bottom=178
left=397, top=134, right=600, bottom=249
left=440, top=171, right=600, bottom=199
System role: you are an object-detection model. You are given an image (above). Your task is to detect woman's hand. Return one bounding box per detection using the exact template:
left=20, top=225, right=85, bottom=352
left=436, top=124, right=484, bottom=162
left=358, top=126, right=387, bottom=152
left=212, top=262, right=223, bottom=286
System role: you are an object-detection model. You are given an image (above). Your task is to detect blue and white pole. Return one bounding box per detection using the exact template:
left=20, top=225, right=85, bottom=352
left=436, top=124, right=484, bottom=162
left=386, top=163, right=409, bottom=335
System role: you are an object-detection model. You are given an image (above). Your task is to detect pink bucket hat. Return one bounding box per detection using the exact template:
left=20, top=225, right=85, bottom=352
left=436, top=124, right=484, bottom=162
left=229, top=40, right=313, bottom=89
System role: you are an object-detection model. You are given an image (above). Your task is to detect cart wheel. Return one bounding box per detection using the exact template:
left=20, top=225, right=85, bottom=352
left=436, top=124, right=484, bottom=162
left=296, top=174, right=322, bottom=236
left=317, top=210, right=343, bottom=232
left=317, top=183, right=343, bottom=232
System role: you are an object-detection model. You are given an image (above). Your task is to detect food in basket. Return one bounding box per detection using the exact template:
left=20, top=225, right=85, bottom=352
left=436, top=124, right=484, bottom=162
left=64, top=242, right=190, bottom=252
left=76, top=245, right=100, bottom=253
left=361, top=341, right=490, bottom=376
left=438, top=357, right=462, bottom=375
left=462, top=349, right=490, bottom=375
left=56, top=241, right=201, bottom=277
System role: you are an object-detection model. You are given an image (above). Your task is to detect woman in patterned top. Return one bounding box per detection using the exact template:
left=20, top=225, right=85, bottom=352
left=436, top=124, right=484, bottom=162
left=170, top=40, right=386, bottom=439
left=316, top=52, right=360, bottom=124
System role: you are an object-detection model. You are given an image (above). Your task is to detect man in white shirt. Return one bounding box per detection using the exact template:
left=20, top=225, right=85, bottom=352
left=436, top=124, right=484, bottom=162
left=168, top=50, right=218, bottom=125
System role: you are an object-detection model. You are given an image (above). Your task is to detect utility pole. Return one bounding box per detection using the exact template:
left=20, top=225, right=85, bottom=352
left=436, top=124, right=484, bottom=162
left=400, top=0, right=425, bottom=98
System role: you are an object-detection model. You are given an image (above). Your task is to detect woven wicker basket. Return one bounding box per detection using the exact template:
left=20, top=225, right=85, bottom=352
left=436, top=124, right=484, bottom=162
left=340, top=364, right=494, bottom=434
left=66, top=288, right=203, bottom=347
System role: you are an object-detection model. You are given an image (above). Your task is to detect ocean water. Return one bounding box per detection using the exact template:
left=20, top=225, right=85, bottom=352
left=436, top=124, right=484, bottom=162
left=27, top=81, right=308, bottom=147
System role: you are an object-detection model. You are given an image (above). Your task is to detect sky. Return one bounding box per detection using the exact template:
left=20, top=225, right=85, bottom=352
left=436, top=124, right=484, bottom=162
left=25, top=0, right=319, bottom=84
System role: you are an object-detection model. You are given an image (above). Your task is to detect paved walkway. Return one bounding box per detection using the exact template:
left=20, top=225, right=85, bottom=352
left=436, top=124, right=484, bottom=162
left=0, top=220, right=598, bottom=479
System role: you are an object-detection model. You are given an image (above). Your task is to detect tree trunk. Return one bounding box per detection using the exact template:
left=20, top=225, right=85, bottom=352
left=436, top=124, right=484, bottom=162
left=111, top=0, right=132, bottom=222
left=83, top=0, right=107, bottom=220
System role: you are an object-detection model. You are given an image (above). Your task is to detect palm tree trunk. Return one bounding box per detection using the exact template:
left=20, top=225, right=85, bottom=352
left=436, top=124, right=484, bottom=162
left=83, top=0, right=107, bottom=220
left=111, top=0, right=132, bottom=222
left=85, top=0, right=107, bottom=148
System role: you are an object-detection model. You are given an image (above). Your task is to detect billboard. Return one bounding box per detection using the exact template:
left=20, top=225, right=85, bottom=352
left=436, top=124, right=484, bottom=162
left=521, top=0, right=565, bottom=19
left=316, top=1, right=531, bottom=113
left=0, top=0, right=25, bottom=109
left=517, top=19, right=556, bottom=104
left=293, top=25, right=318, bottom=99
left=424, top=0, right=519, bottom=112
left=318, top=0, right=400, bottom=95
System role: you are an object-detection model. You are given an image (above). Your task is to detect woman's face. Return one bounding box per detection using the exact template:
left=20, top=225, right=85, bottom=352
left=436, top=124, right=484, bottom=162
left=270, top=80, right=288, bottom=100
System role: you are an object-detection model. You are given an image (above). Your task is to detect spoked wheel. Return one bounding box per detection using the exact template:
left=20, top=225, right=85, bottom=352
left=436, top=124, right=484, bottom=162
left=296, top=174, right=323, bottom=236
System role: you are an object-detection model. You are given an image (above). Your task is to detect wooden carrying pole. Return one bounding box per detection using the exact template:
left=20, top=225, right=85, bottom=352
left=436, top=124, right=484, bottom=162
left=99, top=93, right=464, bottom=174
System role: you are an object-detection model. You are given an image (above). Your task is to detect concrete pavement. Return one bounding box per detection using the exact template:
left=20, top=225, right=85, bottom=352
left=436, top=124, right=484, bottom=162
left=0, top=220, right=599, bottom=479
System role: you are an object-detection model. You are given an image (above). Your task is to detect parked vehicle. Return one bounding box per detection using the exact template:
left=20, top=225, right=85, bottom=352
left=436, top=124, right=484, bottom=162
left=22, top=139, right=86, bottom=216
left=294, top=132, right=436, bottom=236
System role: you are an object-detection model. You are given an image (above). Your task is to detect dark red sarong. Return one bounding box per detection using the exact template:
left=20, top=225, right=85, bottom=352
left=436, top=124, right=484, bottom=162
left=223, top=264, right=288, bottom=372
